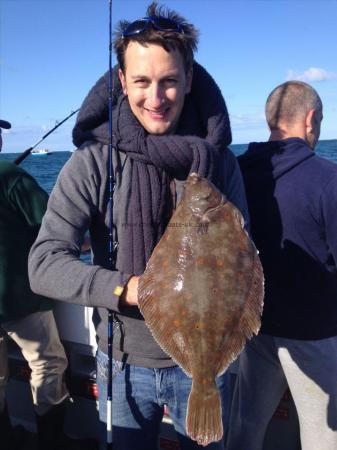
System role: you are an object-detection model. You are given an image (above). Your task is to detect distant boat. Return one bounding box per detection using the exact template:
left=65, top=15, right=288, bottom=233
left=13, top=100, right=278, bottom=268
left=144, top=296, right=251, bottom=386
left=31, top=149, right=52, bottom=156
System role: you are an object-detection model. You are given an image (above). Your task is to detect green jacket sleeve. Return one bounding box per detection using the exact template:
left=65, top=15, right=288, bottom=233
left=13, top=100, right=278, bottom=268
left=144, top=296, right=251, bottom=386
left=9, top=172, right=49, bottom=227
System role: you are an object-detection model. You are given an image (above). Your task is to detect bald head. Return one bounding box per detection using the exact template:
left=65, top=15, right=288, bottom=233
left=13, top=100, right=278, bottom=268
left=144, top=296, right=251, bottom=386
left=266, top=81, right=323, bottom=149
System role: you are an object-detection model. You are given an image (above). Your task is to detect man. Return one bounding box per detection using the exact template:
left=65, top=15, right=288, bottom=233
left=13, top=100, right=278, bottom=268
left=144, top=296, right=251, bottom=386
left=29, top=3, right=248, bottom=449
left=226, top=81, right=337, bottom=450
left=0, top=119, right=70, bottom=450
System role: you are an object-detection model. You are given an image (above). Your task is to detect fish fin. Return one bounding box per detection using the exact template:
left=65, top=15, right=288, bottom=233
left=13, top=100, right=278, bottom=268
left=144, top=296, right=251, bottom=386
left=139, top=271, right=192, bottom=376
left=159, top=334, right=193, bottom=377
left=238, top=248, right=264, bottom=336
left=140, top=297, right=193, bottom=375
left=186, top=380, right=223, bottom=446
left=216, top=249, right=264, bottom=375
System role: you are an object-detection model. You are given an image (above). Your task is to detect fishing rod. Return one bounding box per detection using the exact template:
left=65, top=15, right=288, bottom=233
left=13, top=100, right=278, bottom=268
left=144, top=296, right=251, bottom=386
left=14, top=108, right=79, bottom=165
left=107, top=0, right=115, bottom=448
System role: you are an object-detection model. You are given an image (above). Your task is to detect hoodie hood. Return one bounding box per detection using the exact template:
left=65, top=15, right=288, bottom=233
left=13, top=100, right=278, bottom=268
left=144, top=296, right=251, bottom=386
left=72, top=62, right=232, bottom=149
left=72, top=67, right=122, bottom=147
left=239, top=138, right=315, bottom=183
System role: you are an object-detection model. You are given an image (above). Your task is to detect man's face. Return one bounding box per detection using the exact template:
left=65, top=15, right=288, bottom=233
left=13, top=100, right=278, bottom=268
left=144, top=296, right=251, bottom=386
left=119, top=41, right=192, bottom=135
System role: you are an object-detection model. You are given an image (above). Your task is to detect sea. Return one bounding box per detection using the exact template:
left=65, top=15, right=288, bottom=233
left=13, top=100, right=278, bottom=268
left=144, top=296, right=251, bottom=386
left=1, top=140, right=336, bottom=194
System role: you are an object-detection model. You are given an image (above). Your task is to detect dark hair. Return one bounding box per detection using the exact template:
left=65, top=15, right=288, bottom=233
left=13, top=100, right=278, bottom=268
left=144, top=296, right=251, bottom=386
left=114, top=2, right=199, bottom=73
left=266, top=81, right=322, bottom=130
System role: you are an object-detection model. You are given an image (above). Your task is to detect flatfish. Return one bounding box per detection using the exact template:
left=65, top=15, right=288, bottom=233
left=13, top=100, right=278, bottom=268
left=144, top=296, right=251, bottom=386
left=138, top=173, right=264, bottom=446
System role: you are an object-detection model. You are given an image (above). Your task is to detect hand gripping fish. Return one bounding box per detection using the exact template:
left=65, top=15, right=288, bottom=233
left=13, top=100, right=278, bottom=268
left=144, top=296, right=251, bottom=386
left=138, top=173, right=264, bottom=446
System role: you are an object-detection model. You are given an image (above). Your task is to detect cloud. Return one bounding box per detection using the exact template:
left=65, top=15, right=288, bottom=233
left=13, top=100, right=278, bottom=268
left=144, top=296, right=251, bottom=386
left=286, top=67, right=337, bottom=82
left=230, top=112, right=266, bottom=130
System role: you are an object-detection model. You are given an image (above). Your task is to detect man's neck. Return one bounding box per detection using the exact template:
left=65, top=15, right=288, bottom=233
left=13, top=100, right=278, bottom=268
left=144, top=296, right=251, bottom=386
left=268, top=129, right=315, bottom=151
left=269, top=128, right=304, bottom=142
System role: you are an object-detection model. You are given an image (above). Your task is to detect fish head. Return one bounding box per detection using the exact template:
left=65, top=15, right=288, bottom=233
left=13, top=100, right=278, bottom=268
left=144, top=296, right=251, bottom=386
left=183, top=173, right=225, bottom=218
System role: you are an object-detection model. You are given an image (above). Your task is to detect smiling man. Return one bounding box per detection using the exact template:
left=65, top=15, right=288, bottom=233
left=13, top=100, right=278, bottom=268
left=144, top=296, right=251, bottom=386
left=29, top=3, right=248, bottom=449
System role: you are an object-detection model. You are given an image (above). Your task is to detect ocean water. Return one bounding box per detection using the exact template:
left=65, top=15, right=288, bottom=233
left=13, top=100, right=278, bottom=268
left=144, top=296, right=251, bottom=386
left=1, top=140, right=336, bottom=193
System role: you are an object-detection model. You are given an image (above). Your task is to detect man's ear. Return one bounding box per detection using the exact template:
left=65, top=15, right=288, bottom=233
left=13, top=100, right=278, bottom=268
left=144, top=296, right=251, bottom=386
left=305, top=109, right=316, bottom=132
left=185, top=68, right=193, bottom=95
left=118, top=68, right=127, bottom=95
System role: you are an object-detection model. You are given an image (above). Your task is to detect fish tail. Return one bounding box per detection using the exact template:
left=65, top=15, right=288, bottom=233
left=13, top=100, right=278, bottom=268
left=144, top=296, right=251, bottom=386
left=186, top=380, right=223, bottom=447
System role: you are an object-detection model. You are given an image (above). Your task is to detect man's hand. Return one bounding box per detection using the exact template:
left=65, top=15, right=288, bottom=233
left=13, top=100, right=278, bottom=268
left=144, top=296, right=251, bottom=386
left=119, top=276, right=140, bottom=306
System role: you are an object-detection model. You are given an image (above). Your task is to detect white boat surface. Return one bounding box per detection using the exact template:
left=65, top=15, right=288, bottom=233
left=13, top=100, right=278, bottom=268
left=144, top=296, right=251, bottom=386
left=31, top=148, right=52, bottom=155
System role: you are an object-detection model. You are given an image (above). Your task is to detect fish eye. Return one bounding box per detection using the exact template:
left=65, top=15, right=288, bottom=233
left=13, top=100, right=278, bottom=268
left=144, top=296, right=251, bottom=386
left=202, top=189, right=212, bottom=200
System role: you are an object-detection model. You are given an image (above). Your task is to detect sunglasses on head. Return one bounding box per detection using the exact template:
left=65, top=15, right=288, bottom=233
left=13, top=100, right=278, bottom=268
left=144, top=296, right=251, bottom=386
left=122, top=16, right=184, bottom=38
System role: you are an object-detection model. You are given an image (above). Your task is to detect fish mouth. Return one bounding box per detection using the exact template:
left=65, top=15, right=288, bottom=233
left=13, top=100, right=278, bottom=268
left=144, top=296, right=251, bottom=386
left=197, top=195, right=227, bottom=235
left=204, top=194, right=227, bottom=216
left=200, top=195, right=227, bottom=223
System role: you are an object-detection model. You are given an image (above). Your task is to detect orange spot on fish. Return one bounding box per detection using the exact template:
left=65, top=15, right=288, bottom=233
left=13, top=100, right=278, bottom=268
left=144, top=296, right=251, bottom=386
left=173, top=319, right=181, bottom=327
left=197, top=257, right=204, bottom=266
left=238, top=240, right=247, bottom=251
left=216, top=258, right=224, bottom=267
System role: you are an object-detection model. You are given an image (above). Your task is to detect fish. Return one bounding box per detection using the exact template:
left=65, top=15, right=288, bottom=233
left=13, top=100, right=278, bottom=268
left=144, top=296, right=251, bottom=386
left=138, top=173, right=264, bottom=446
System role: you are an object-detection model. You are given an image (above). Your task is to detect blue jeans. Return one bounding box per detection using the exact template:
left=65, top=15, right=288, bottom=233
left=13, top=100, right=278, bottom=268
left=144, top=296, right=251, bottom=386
left=96, top=349, right=230, bottom=450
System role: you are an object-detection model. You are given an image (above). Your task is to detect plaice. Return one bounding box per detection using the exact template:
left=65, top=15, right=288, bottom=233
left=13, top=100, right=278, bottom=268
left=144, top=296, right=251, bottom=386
left=138, top=173, right=264, bottom=446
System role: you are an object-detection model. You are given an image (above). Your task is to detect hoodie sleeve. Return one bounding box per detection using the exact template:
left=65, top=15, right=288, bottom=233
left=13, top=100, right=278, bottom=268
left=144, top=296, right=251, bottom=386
left=223, top=149, right=250, bottom=231
left=320, top=173, right=337, bottom=265
left=28, top=143, right=131, bottom=311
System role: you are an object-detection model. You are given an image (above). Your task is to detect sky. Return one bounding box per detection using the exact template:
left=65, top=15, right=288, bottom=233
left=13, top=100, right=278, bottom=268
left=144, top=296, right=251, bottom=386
left=1, top=0, right=337, bottom=153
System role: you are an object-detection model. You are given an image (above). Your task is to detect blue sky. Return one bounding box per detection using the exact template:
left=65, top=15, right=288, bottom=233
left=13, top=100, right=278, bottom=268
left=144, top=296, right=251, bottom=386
left=1, top=0, right=337, bottom=153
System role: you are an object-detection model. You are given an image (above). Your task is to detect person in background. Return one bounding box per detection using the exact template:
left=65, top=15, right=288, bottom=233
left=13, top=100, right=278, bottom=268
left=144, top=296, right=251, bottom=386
left=28, top=2, right=249, bottom=449
left=0, top=119, right=96, bottom=450
left=226, top=81, right=337, bottom=450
